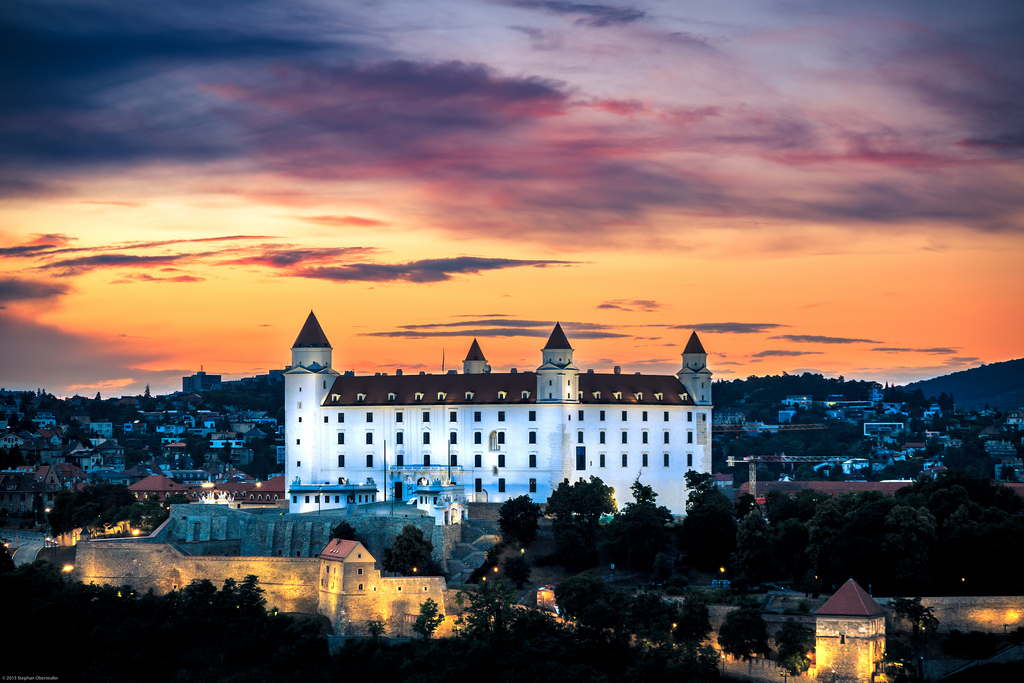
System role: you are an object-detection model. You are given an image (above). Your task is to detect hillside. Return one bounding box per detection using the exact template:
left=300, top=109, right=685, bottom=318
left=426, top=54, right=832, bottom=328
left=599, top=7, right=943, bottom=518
left=903, top=358, right=1024, bottom=410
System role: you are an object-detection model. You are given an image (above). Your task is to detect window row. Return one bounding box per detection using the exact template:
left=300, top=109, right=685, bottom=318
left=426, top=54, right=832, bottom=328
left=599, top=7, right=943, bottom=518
left=334, top=429, right=694, bottom=446
left=327, top=409, right=704, bottom=424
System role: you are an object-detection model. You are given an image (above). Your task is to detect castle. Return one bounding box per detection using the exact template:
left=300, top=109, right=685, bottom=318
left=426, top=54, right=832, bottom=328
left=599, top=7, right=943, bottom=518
left=284, top=312, right=713, bottom=515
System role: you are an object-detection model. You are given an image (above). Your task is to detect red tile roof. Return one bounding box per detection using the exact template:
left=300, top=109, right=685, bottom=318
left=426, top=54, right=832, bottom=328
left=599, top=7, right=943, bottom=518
left=324, top=371, right=694, bottom=407
left=683, top=331, right=706, bottom=354
left=817, top=579, right=885, bottom=617
left=320, top=538, right=362, bottom=561
left=543, top=323, right=572, bottom=350
left=293, top=310, right=331, bottom=348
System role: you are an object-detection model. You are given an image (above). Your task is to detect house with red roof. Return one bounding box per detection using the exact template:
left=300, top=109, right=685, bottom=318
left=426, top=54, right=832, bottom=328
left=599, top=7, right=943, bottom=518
left=815, top=579, right=886, bottom=682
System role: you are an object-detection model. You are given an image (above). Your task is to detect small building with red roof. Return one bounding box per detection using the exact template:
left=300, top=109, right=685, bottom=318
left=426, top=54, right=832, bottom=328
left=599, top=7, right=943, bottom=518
left=815, top=579, right=885, bottom=682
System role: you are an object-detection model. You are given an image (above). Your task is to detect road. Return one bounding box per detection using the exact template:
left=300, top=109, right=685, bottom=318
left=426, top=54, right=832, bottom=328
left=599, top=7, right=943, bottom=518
left=1, top=529, right=54, bottom=566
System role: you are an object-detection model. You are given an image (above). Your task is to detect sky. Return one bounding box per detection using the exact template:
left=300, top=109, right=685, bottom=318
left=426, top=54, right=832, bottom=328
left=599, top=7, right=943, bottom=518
left=1, top=0, right=1022, bottom=398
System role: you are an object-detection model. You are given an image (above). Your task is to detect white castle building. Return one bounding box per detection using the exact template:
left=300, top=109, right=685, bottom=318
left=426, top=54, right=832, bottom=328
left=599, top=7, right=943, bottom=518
left=284, top=312, right=712, bottom=515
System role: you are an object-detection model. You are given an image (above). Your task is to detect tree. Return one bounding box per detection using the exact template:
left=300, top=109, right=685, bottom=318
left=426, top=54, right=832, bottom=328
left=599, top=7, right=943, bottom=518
left=890, top=597, right=938, bottom=639
left=775, top=619, right=814, bottom=676
left=502, top=555, right=531, bottom=589
left=0, top=544, right=14, bottom=574
left=383, top=525, right=442, bottom=576
left=882, top=505, right=936, bottom=587
left=731, top=512, right=772, bottom=586
left=546, top=476, right=616, bottom=569
left=365, top=619, right=385, bottom=638
left=456, top=577, right=517, bottom=641
left=331, top=521, right=364, bottom=544
left=413, top=598, right=444, bottom=639
left=680, top=471, right=736, bottom=572
left=498, top=495, right=542, bottom=545
left=673, top=593, right=712, bottom=644
left=718, top=606, right=769, bottom=661
left=604, top=479, right=674, bottom=571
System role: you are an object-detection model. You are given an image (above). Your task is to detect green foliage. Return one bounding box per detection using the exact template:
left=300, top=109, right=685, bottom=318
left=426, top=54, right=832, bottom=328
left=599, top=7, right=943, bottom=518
left=681, top=470, right=736, bottom=572
left=48, top=483, right=168, bottom=537
left=502, top=554, right=531, bottom=588
left=546, top=476, right=616, bottom=569
left=891, top=597, right=939, bottom=639
left=383, top=524, right=443, bottom=576
left=775, top=619, right=814, bottom=675
left=330, top=521, right=365, bottom=543
left=673, top=593, right=712, bottom=643
left=718, top=606, right=769, bottom=661
left=413, top=598, right=444, bottom=639
left=366, top=619, right=385, bottom=638
left=0, top=543, right=15, bottom=574
left=603, top=479, right=674, bottom=571
left=497, top=494, right=542, bottom=545
left=731, top=512, right=771, bottom=586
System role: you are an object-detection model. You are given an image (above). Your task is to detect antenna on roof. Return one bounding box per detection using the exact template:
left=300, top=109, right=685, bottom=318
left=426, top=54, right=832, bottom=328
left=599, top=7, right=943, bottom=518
left=441, top=348, right=445, bottom=373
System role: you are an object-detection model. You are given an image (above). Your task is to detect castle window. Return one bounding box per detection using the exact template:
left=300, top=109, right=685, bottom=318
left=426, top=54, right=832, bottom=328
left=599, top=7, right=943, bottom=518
left=642, top=453, right=648, bottom=467
left=366, top=433, right=373, bottom=445
left=654, top=393, right=663, bottom=401
left=338, top=433, right=345, bottom=445
left=635, top=393, right=643, bottom=401
left=450, top=411, right=457, bottom=422
left=642, top=431, right=648, bottom=444
left=450, top=432, right=457, bottom=444
left=599, top=453, right=606, bottom=468
left=497, top=432, right=505, bottom=445
left=498, top=391, right=507, bottom=400
left=474, top=432, right=482, bottom=445
left=296, top=439, right=300, bottom=445
left=498, top=478, right=505, bottom=493
left=529, top=454, right=536, bottom=468
left=578, top=410, right=584, bottom=420
left=497, top=411, right=505, bottom=422
left=613, top=392, right=622, bottom=400
left=415, top=392, right=424, bottom=401
left=663, top=453, right=670, bottom=467
left=474, top=411, right=482, bottom=422
left=366, top=454, right=373, bottom=467
left=663, top=432, right=670, bottom=444
left=299, top=417, right=302, bottom=422
left=529, top=478, right=537, bottom=493
left=450, top=453, right=458, bottom=467
left=498, top=453, right=506, bottom=468
left=359, top=584, right=364, bottom=591
left=305, top=495, right=309, bottom=503
left=388, top=393, right=396, bottom=402
left=621, top=431, right=628, bottom=444
left=642, top=411, right=648, bottom=421
left=357, top=394, right=366, bottom=403
left=529, top=410, right=536, bottom=421
left=338, top=413, right=345, bottom=423
left=687, top=453, right=693, bottom=467
left=593, top=391, right=601, bottom=399
left=621, top=453, right=628, bottom=467
left=438, top=392, right=447, bottom=400
left=475, top=478, right=482, bottom=493
left=357, top=568, right=363, bottom=575
left=599, top=431, right=606, bottom=444
left=522, top=391, right=530, bottom=399
left=366, top=412, right=373, bottom=422
left=528, top=432, right=537, bottom=444
left=396, top=432, right=403, bottom=445
left=324, top=416, right=328, bottom=423
left=423, top=432, right=430, bottom=445
left=600, top=410, right=605, bottom=421
left=338, top=455, right=345, bottom=467
left=466, top=391, right=474, bottom=400
left=396, top=453, right=404, bottom=466
left=297, top=401, right=302, bottom=408
left=422, top=411, right=430, bottom=423
left=621, top=410, right=627, bottom=421
left=687, top=432, right=693, bottom=444
left=396, top=412, right=403, bottom=423
left=424, top=453, right=431, bottom=466
left=664, top=411, right=669, bottom=421
left=577, top=431, right=584, bottom=444
left=475, top=453, right=482, bottom=467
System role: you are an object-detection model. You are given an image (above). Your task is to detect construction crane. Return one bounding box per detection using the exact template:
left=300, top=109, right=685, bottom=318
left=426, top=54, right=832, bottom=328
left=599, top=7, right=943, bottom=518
left=726, top=453, right=840, bottom=504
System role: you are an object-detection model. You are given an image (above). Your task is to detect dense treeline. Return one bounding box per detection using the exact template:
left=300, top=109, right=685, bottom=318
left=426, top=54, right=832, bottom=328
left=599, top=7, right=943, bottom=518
left=713, top=372, right=875, bottom=409
left=0, top=563, right=330, bottom=681
left=905, top=357, right=1024, bottom=410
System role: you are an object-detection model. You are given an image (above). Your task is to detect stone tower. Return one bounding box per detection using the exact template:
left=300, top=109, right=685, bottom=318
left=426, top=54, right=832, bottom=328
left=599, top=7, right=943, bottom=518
left=536, top=323, right=579, bottom=403
left=676, top=331, right=712, bottom=405
left=815, top=579, right=886, bottom=682
left=463, top=339, right=489, bottom=375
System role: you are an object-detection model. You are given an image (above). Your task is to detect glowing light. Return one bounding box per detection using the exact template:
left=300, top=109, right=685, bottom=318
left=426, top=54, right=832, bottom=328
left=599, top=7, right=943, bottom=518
left=62, top=565, right=74, bottom=572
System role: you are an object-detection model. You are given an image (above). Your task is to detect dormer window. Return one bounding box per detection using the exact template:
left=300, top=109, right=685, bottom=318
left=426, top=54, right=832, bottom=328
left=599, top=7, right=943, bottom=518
left=331, top=394, right=341, bottom=402
left=578, top=391, right=583, bottom=400
left=521, top=391, right=530, bottom=399
left=498, top=391, right=507, bottom=400
left=634, top=392, right=642, bottom=401
left=356, top=393, right=366, bottom=402
left=680, top=393, right=689, bottom=401
left=593, top=391, right=601, bottom=399
left=613, top=392, right=622, bottom=400
left=438, top=392, right=447, bottom=401
left=654, top=392, right=663, bottom=401
left=415, top=392, right=424, bottom=401
left=388, top=393, right=397, bottom=402
left=465, top=391, right=474, bottom=400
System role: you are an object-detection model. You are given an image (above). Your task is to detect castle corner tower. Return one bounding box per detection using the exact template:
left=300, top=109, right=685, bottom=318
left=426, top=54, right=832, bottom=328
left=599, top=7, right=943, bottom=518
left=676, top=331, right=712, bottom=405
left=537, top=323, right=579, bottom=403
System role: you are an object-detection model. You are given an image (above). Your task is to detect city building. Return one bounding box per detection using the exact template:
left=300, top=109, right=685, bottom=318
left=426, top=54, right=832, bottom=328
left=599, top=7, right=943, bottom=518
left=284, top=312, right=712, bottom=515
left=182, top=370, right=222, bottom=393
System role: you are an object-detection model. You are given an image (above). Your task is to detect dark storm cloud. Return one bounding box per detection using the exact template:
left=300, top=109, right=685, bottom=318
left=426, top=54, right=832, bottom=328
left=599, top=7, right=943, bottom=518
left=0, top=278, right=69, bottom=303
left=772, top=334, right=882, bottom=344
left=42, top=253, right=206, bottom=275
left=503, top=1, right=647, bottom=27
left=294, top=257, right=572, bottom=283
left=597, top=299, right=662, bottom=312
left=751, top=349, right=822, bottom=358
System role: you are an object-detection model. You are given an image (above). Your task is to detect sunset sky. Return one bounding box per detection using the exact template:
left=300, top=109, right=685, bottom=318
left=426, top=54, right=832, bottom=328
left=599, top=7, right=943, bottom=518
left=2, top=0, right=1022, bottom=398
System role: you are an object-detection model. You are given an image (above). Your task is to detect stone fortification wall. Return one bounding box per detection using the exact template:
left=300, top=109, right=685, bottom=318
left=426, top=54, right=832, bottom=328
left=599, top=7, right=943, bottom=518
left=75, top=539, right=320, bottom=613
left=321, top=575, right=450, bottom=637
left=164, top=505, right=451, bottom=565
left=878, top=596, right=1024, bottom=634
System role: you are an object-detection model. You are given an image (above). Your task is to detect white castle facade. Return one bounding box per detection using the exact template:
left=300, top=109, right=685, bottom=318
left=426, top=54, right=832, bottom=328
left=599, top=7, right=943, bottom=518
left=284, top=312, right=712, bottom=515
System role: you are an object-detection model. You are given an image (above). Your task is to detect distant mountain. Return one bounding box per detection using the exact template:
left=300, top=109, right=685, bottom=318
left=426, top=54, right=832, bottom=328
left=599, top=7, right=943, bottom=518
left=903, top=358, right=1024, bottom=410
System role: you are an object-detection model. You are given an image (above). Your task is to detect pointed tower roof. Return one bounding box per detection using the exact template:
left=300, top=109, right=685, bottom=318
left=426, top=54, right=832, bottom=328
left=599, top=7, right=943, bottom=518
left=292, top=311, right=331, bottom=348
left=543, top=322, right=572, bottom=350
left=464, top=339, right=486, bottom=361
left=683, top=331, right=706, bottom=354
left=816, top=579, right=885, bottom=617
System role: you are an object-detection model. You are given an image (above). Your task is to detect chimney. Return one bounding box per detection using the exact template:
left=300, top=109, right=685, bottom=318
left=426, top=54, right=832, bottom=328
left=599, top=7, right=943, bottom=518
left=614, top=366, right=621, bottom=374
